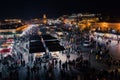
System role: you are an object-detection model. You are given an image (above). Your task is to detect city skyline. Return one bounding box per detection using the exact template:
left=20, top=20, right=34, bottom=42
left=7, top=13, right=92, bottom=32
left=0, top=0, right=119, bottom=19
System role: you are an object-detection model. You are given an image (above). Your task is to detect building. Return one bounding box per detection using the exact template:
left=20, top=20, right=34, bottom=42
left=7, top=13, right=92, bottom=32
left=0, top=19, right=25, bottom=38
left=42, top=14, right=47, bottom=24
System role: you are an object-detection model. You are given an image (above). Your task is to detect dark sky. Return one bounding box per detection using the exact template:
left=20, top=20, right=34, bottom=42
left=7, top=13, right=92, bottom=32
left=0, top=0, right=119, bottom=19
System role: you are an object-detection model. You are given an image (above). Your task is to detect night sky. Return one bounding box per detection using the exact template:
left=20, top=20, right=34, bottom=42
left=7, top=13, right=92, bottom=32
left=0, top=0, right=119, bottom=19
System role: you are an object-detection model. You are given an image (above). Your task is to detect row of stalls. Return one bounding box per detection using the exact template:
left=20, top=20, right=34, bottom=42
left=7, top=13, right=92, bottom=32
left=93, top=32, right=120, bottom=40
left=29, top=34, right=65, bottom=63
left=0, top=38, right=14, bottom=59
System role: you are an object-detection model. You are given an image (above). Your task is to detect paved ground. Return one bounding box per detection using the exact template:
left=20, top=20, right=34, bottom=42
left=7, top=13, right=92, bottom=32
left=2, top=26, right=120, bottom=80
left=96, top=36, right=120, bottom=60
left=109, top=44, right=120, bottom=60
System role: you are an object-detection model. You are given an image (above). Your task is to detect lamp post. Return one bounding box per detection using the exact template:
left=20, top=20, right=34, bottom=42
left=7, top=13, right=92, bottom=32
left=117, top=30, right=119, bottom=44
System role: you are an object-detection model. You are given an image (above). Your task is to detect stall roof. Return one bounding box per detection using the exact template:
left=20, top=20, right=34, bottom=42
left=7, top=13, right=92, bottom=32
left=29, top=35, right=41, bottom=40
left=42, top=34, right=57, bottom=40
left=29, top=46, right=46, bottom=53
left=47, top=45, right=65, bottom=52
left=29, top=34, right=65, bottom=53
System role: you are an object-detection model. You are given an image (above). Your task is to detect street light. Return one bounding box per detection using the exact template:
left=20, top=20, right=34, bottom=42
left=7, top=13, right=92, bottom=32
left=116, top=30, right=119, bottom=44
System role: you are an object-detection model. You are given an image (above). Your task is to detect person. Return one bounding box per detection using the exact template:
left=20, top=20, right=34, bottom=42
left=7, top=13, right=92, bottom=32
left=27, top=65, right=30, bottom=77
left=55, top=60, right=58, bottom=65
left=96, top=55, right=99, bottom=61
left=0, top=63, right=2, bottom=79
left=43, top=64, right=47, bottom=72
left=90, top=49, right=93, bottom=54
left=118, top=38, right=120, bottom=44
left=59, top=60, right=62, bottom=68
left=55, top=59, right=58, bottom=69
left=65, top=61, right=68, bottom=71
left=62, top=63, right=65, bottom=70
left=14, top=69, right=18, bottom=80
left=67, top=54, right=70, bottom=60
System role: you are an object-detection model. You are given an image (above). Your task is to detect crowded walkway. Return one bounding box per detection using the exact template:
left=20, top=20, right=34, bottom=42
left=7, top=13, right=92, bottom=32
left=1, top=24, right=120, bottom=80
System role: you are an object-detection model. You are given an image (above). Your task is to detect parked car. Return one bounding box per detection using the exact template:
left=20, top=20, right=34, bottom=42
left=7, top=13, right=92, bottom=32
left=83, top=40, right=91, bottom=47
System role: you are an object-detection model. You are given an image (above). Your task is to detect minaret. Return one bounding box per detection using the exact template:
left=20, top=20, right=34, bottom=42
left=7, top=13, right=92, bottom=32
left=43, top=14, right=47, bottom=24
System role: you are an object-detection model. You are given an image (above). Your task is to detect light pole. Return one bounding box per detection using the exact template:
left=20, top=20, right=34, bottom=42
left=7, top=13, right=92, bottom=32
left=117, top=30, right=119, bottom=44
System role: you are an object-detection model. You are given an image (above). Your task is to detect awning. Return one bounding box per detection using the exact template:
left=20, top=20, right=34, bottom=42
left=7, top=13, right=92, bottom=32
left=48, top=46, right=65, bottom=52
left=29, top=41, right=46, bottom=53
left=45, top=40, right=60, bottom=46
left=0, top=32, right=13, bottom=35
left=29, top=46, right=46, bottom=53
left=29, top=34, right=65, bottom=53
left=47, top=45, right=65, bottom=52
left=0, top=48, right=11, bottom=53
left=30, top=41, right=43, bottom=47
left=29, top=35, right=41, bottom=40
left=6, top=39, right=14, bottom=43
left=42, top=34, right=57, bottom=40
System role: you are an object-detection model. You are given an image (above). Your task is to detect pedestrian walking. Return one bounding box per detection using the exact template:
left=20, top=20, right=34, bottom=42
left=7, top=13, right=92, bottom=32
left=59, top=60, right=62, bottom=68
left=43, top=64, right=47, bottom=72
left=0, top=63, right=2, bottom=80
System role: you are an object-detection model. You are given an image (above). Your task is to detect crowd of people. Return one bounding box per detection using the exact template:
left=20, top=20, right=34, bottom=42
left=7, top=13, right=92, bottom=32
left=1, top=24, right=120, bottom=80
